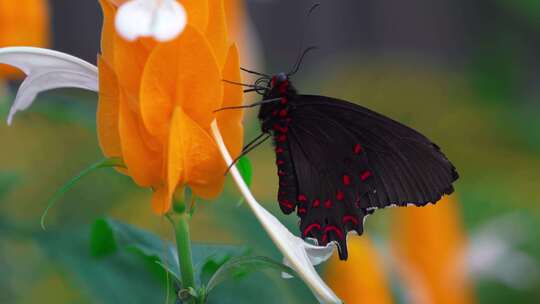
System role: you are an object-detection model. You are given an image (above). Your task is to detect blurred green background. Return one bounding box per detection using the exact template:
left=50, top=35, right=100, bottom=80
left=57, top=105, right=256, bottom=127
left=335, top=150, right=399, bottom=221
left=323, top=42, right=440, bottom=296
left=1, top=0, right=540, bottom=303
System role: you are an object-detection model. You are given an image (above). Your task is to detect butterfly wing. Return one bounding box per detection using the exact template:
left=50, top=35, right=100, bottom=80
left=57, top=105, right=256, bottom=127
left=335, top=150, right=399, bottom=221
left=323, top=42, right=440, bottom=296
left=277, top=94, right=458, bottom=260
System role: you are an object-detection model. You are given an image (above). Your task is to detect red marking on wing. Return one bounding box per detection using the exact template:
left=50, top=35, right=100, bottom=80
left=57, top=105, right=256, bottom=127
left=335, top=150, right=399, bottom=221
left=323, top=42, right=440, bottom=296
left=298, top=194, right=307, bottom=202
left=278, top=109, right=288, bottom=117
left=298, top=207, right=307, bottom=215
left=312, top=199, right=321, bottom=208
left=354, top=144, right=363, bottom=154
left=275, top=147, right=285, bottom=154
left=322, top=225, right=343, bottom=243
left=324, top=200, right=333, bottom=208
left=303, top=223, right=322, bottom=237
left=360, top=170, right=372, bottom=181
left=277, top=134, right=287, bottom=142
left=273, top=124, right=288, bottom=133
left=342, top=175, right=351, bottom=185
left=279, top=199, right=294, bottom=209
left=276, top=159, right=285, bottom=165
left=280, top=97, right=288, bottom=104
left=336, top=190, right=345, bottom=201
left=342, top=215, right=359, bottom=225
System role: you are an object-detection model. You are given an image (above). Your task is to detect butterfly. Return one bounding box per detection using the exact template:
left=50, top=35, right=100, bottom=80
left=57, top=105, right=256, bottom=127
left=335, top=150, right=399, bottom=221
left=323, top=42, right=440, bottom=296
left=220, top=47, right=459, bottom=260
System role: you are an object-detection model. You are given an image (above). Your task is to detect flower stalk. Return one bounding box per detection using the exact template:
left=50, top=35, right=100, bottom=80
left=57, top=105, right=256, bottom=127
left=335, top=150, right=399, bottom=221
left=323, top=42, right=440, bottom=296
left=169, top=213, right=196, bottom=303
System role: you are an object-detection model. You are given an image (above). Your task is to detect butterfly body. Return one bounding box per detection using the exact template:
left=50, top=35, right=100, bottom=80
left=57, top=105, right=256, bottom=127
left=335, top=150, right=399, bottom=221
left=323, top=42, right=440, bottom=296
left=255, top=73, right=458, bottom=260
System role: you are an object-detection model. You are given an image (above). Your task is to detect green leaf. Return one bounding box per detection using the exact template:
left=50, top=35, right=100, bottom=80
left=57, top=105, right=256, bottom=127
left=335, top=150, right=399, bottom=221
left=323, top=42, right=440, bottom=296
left=40, top=157, right=125, bottom=230
left=205, top=255, right=295, bottom=293
left=37, top=227, right=174, bottom=304
left=91, top=218, right=180, bottom=280
left=236, top=156, right=253, bottom=187
left=92, top=218, right=247, bottom=285
left=90, top=218, right=118, bottom=257
left=199, top=251, right=236, bottom=285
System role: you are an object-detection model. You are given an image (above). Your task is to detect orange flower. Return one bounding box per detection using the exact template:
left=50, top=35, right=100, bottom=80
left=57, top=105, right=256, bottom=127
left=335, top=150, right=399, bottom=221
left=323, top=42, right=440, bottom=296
left=391, top=196, right=475, bottom=304
left=97, top=0, right=244, bottom=213
left=325, top=236, right=394, bottom=304
left=0, top=0, right=49, bottom=79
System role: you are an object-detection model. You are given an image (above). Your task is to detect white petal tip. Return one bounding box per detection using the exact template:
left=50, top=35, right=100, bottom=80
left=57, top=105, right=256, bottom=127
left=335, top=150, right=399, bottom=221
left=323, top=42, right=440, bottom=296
left=115, top=0, right=187, bottom=42
left=281, top=272, right=294, bottom=279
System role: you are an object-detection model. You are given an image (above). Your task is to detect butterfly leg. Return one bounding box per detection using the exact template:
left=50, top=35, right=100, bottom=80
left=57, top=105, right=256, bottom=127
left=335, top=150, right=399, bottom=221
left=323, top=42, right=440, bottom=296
left=214, top=98, right=281, bottom=112
left=242, top=133, right=266, bottom=152
left=224, top=134, right=271, bottom=175
left=240, top=67, right=270, bottom=78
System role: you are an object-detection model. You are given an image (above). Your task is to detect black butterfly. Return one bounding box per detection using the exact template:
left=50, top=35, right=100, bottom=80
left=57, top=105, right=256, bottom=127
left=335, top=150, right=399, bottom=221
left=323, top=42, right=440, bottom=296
left=220, top=47, right=458, bottom=261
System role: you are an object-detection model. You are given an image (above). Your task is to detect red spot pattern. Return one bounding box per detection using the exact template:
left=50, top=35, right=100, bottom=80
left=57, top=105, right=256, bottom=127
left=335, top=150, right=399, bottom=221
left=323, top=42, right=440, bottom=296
left=324, top=200, right=333, bottom=208
left=354, top=144, right=363, bottom=154
left=360, top=170, right=372, bottom=181
left=298, top=208, right=307, bottom=215
left=342, top=174, right=351, bottom=185
left=336, top=190, right=345, bottom=201
left=278, top=109, right=288, bottom=117
left=280, top=97, right=288, bottom=104
left=303, top=223, right=322, bottom=237
left=312, top=199, right=321, bottom=208
left=279, top=80, right=289, bottom=93
left=322, top=225, right=344, bottom=243
left=273, top=124, right=288, bottom=133
left=342, top=215, right=359, bottom=225
left=277, top=134, right=287, bottom=142
left=279, top=199, right=294, bottom=209
left=275, top=147, right=284, bottom=154
left=276, top=159, right=285, bottom=165
left=298, top=194, right=307, bottom=202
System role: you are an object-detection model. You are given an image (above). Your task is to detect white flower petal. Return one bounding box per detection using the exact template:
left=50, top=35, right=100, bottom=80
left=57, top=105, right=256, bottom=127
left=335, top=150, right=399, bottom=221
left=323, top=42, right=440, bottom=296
left=210, top=121, right=342, bottom=304
left=467, top=213, right=539, bottom=289
left=0, top=47, right=98, bottom=125
left=115, top=0, right=186, bottom=42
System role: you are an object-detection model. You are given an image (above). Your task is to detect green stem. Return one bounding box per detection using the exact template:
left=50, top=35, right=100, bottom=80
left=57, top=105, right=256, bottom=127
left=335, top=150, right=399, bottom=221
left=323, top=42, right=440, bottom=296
left=172, top=214, right=196, bottom=301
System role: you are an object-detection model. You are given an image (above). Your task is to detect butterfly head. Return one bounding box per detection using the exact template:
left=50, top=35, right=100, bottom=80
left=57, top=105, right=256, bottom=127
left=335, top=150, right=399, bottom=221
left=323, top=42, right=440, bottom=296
left=267, top=72, right=294, bottom=96
left=252, top=72, right=295, bottom=98
left=272, top=72, right=289, bottom=86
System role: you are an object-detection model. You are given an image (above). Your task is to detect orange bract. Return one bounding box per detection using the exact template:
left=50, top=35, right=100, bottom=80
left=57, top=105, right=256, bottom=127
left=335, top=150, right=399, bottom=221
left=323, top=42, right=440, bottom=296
left=98, top=0, right=244, bottom=214
left=0, top=0, right=49, bottom=78
left=325, top=236, right=393, bottom=304
left=391, top=196, right=475, bottom=304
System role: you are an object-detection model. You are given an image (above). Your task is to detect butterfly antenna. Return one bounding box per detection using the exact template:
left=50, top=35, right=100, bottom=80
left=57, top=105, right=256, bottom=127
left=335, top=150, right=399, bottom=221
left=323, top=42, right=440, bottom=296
left=222, top=79, right=264, bottom=89
left=287, top=3, right=321, bottom=76
left=288, top=46, right=318, bottom=76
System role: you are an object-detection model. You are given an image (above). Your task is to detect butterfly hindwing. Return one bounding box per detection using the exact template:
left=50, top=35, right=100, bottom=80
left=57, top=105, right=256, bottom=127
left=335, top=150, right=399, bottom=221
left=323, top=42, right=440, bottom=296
left=274, top=94, right=458, bottom=259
